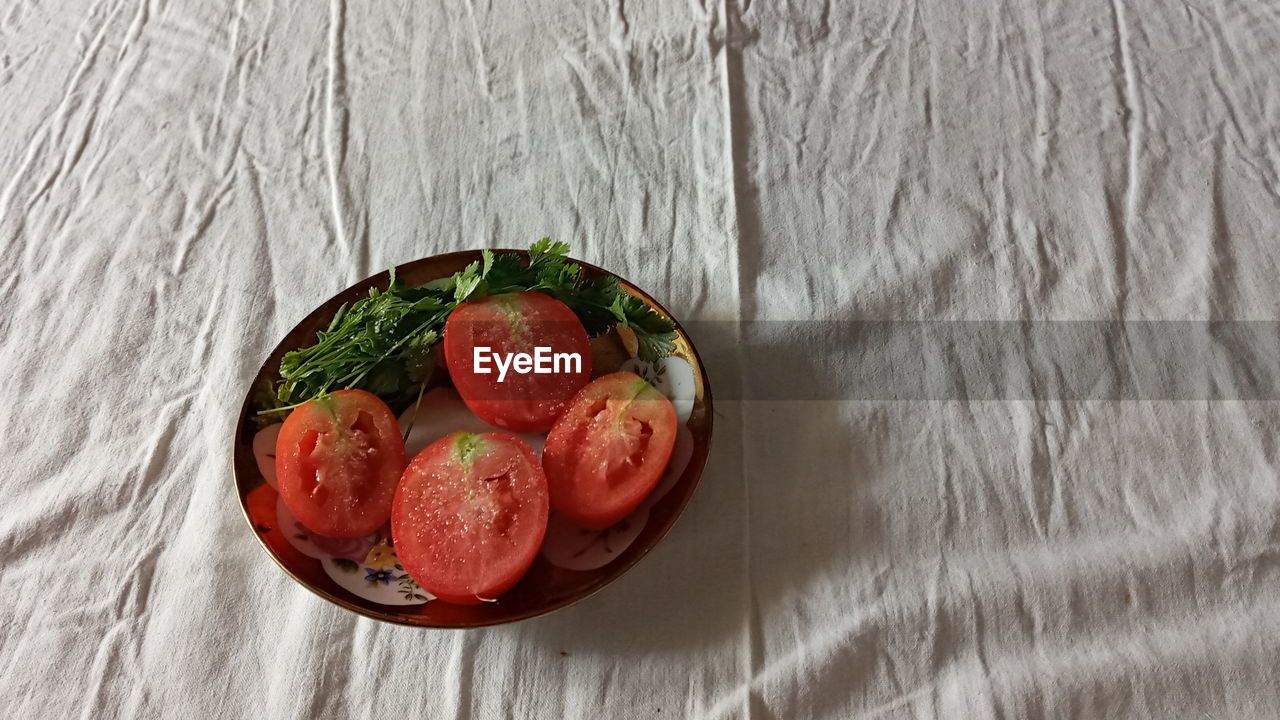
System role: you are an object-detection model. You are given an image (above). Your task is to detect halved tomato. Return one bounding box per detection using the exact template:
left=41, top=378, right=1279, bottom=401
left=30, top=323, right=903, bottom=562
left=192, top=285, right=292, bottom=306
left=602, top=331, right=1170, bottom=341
left=392, top=431, right=549, bottom=604
left=275, top=389, right=406, bottom=537
left=443, top=291, right=591, bottom=433
left=542, top=372, right=677, bottom=529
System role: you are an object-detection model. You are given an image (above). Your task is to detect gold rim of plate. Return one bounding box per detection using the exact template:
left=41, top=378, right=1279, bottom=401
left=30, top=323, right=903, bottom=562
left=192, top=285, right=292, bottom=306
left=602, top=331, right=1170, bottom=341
left=230, top=250, right=714, bottom=628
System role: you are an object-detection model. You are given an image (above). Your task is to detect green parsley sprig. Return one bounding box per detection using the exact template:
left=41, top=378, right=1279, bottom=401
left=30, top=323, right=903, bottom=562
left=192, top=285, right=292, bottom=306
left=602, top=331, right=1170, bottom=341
left=261, top=240, right=677, bottom=414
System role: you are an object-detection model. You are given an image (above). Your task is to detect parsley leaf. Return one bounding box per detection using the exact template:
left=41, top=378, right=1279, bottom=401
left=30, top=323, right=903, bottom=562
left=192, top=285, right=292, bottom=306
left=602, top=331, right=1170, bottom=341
left=617, top=293, right=677, bottom=362
left=553, top=274, right=623, bottom=337
left=262, top=240, right=679, bottom=412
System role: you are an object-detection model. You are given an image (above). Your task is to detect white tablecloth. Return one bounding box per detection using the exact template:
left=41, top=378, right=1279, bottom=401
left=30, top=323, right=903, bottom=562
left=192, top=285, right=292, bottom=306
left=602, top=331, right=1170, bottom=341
left=3, top=1, right=1279, bottom=717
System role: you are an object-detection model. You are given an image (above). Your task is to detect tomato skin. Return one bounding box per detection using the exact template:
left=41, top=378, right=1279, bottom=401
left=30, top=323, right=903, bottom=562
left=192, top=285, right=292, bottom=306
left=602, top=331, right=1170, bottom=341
left=276, top=389, right=407, bottom=538
left=392, top=431, right=549, bottom=604
left=443, top=291, right=592, bottom=433
left=542, top=372, right=678, bottom=529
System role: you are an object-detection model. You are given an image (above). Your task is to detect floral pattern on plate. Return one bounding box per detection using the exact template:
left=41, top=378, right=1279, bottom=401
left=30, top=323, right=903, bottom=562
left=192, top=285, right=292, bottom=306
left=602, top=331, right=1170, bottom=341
left=322, top=553, right=434, bottom=606
left=265, top=354, right=696, bottom=582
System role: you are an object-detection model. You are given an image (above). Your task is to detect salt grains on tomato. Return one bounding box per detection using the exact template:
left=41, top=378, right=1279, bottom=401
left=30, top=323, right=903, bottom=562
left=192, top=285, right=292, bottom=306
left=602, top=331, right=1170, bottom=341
left=542, top=372, right=678, bottom=529
left=275, top=389, right=407, bottom=538
left=391, top=431, right=549, bottom=604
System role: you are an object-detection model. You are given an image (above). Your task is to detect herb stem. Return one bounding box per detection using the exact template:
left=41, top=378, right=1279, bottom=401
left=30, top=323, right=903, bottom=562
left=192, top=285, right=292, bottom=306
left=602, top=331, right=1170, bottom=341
left=263, top=240, right=676, bottom=411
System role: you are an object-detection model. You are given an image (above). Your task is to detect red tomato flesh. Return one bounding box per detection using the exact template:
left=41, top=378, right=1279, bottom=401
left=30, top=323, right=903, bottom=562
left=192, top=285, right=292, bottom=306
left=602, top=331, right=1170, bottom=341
left=275, top=389, right=406, bottom=538
left=542, top=372, right=678, bottom=529
left=392, top=431, right=549, bottom=604
left=444, top=291, right=592, bottom=433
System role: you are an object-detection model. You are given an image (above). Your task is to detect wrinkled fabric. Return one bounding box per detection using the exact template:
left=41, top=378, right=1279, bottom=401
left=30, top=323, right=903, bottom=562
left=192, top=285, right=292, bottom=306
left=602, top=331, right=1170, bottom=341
left=1, top=0, right=1278, bottom=718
